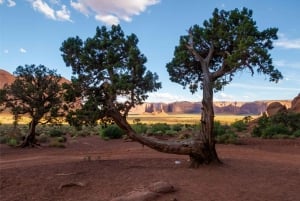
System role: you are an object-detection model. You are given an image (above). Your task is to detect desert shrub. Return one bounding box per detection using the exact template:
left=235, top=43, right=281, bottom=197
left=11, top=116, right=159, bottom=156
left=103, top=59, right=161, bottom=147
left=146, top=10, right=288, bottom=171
left=132, top=123, right=148, bottom=134
left=261, top=124, right=289, bottom=138
left=172, top=124, right=184, bottom=132
left=56, top=136, right=67, bottom=143
left=36, top=133, right=49, bottom=143
left=150, top=123, right=171, bottom=134
left=48, top=128, right=65, bottom=137
left=165, top=130, right=178, bottom=136
left=215, top=132, right=238, bottom=144
left=213, top=121, right=228, bottom=136
left=101, top=124, right=124, bottom=139
left=7, top=138, right=18, bottom=147
left=231, top=119, right=247, bottom=132
left=252, top=112, right=299, bottom=138
left=213, top=121, right=238, bottom=144
left=292, top=130, right=300, bottom=137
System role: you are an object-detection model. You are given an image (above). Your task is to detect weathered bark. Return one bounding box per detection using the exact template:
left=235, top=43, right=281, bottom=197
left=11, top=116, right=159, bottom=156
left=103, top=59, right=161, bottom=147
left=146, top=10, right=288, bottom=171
left=109, top=110, right=220, bottom=167
left=20, top=120, right=39, bottom=147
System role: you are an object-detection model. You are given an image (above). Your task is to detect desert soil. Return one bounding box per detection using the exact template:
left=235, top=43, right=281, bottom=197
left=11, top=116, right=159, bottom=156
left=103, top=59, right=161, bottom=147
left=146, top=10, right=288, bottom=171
left=0, top=136, right=300, bottom=201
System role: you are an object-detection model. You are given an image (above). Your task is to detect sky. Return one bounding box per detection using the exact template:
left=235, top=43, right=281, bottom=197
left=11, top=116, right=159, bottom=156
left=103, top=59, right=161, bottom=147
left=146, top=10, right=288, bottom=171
left=0, top=0, right=299, bottom=103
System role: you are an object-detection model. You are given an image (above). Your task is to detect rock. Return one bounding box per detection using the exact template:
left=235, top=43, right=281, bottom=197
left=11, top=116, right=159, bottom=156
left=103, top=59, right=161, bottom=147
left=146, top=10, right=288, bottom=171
left=291, top=94, right=300, bottom=113
left=148, top=181, right=175, bottom=194
left=110, top=191, right=158, bottom=201
left=266, top=102, right=287, bottom=116
left=110, top=181, right=175, bottom=201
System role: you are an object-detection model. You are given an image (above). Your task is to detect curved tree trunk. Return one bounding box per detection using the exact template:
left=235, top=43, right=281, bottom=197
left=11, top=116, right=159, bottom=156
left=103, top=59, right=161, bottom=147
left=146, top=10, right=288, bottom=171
left=20, top=120, right=38, bottom=147
left=109, top=108, right=220, bottom=168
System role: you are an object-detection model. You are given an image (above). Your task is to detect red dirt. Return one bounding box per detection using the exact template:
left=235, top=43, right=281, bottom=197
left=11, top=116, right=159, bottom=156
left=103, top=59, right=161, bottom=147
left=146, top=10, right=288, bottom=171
left=1, top=136, right=300, bottom=201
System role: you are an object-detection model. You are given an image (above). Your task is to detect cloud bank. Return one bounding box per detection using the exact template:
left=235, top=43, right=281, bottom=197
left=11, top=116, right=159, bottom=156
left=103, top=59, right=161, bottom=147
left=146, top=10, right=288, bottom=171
left=70, top=0, right=160, bottom=25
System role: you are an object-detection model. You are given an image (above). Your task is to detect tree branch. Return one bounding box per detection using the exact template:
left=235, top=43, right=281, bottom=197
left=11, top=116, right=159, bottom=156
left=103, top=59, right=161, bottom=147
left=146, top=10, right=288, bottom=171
left=186, top=29, right=205, bottom=63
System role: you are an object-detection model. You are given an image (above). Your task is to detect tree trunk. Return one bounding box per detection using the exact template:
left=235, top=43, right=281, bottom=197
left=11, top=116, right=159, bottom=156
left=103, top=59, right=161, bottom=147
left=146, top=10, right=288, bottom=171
left=20, top=120, right=38, bottom=147
left=190, top=71, right=222, bottom=167
left=109, top=108, right=221, bottom=168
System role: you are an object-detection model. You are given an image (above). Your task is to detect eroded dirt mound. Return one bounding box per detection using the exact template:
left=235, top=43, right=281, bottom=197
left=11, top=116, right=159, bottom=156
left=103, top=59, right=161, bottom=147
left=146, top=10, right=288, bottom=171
left=266, top=101, right=287, bottom=116
left=1, top=136, right=300, bottom=201
left=291, top=94, right=300, bottom=113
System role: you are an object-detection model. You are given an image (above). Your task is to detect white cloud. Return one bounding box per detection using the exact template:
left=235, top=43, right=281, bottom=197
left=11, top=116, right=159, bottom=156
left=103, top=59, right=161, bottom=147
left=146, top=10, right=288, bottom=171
left=4, top=49, right=9, bottom=54
left=19, top=48, right=27, bottom=53
left=31, top=0, right=56, bottom=20
left=95, top=14, right=119, bottom=25
left=7, top=0, right=16, bottom=7
left=0, top=0, right=4, bottom=4
left=56, top=5, right=72, bottom=22
left=70, top=0, right=89, bottom=16
left=274, top=34, right=300, bottom=49
left=215, top=92, right=234, bottom=101
left=29, top=0, right=72, bottom=22
left=230, top=83, right=299, bottom=92
left=70, top=0, right=160, bottom=25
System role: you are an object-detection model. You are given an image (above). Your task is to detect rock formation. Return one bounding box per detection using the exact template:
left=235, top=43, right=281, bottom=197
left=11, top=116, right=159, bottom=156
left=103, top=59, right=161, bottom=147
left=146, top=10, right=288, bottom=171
left=266, top=102, right=287, bottom=116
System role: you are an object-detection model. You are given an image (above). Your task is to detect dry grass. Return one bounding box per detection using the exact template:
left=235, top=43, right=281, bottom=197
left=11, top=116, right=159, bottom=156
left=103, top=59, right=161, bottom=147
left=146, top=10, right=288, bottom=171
left=127, top=113, right=259, bottom=125
left=0, top=113, right=259, bottom=125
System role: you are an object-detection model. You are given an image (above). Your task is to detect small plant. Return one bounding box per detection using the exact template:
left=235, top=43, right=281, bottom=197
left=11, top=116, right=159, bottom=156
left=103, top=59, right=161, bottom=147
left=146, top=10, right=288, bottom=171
left=100, top=124, right=124, bottom=139
left=132, top=123, right=148, bottom=134
left=231, top=119, right=247, bottom=132
left=150, top=123, right=171, bottom=134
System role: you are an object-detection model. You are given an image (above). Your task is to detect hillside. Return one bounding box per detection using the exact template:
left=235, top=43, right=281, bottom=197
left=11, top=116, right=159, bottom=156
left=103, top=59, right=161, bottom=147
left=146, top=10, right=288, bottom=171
left=0, top=68, right=294, bottom=115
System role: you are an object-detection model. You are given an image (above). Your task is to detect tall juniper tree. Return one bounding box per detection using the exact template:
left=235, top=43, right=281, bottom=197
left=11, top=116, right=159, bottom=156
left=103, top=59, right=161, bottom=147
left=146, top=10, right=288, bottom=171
left=0, top=65, right=63, bottom=147
left=166, top=7, right=282, bottom=165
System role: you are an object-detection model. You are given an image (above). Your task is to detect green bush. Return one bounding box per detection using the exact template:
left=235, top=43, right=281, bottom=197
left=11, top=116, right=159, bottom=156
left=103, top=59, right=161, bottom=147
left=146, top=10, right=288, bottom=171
left=132, top=123, right=148, bottom=134
left=101, top=124, right=124, bottom=139
left=261, top=124, right=289, bottom=138
left=251, top=112, right=299, bottom=138
left=215, top=132, right=238, bottom=144
left=293, top=130, right=300, bottom=138
left=231, top=120, right=247, bottom=132
left=48, top=129, right=65, bottom=137
left=7, top=138, right=18, bottom=147
left=172, top=124, right=183, bottom=132
left=150, top=123, right=171, bottom=134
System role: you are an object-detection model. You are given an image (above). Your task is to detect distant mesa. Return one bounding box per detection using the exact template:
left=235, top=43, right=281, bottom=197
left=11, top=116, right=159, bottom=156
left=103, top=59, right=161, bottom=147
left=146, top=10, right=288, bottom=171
left=0, top=68, right=298, bottom=116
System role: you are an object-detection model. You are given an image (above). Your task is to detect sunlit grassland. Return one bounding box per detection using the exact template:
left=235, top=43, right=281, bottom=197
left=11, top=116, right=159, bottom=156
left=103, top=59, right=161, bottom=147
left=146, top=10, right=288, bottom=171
left=0, top=113, right=259, bottom=126
left=127, top=113, right=259, bottom=125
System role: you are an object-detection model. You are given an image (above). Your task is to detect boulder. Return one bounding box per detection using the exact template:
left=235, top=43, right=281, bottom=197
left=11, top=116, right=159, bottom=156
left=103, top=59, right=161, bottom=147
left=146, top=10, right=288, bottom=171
left=290, top=94, right=300, bottom=113
left=266, top=102, right=287, bottom=116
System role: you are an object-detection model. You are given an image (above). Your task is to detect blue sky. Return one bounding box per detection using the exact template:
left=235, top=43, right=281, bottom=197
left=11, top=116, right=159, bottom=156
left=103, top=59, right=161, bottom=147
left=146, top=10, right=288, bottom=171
left=0, top=0, right=299, bottom=103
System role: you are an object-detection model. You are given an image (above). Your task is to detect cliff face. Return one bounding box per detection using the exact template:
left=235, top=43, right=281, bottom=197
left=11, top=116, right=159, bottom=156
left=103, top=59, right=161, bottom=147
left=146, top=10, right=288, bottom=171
left=1, top=68, right=296, bottom=115
left=130, top=100, right=293, bottom=115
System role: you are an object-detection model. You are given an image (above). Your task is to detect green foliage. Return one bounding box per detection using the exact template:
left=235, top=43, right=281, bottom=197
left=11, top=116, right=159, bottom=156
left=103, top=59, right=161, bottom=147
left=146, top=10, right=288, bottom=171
left=149, top=123, right=171, bottom=134
left=231, top=119, right=247, bottom=132
left=100, top=124, right=125, bottom=139
left=132, top=123, right=148, bottom=134
left=60, top=25, right=161, bottom=130
left=48, top=129, right=65, bottom=137
left=214, top=121, right=238, bottom=144
left=167, top=7, right=282, bottom=94
left=252, top=112, right=300, bottom=138
left=172, top=123, right=184, bottom=132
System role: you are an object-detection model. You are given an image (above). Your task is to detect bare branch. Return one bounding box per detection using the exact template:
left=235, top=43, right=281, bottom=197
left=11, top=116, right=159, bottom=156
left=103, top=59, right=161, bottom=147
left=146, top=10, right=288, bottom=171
left=186, top=29, right=205, bottom=63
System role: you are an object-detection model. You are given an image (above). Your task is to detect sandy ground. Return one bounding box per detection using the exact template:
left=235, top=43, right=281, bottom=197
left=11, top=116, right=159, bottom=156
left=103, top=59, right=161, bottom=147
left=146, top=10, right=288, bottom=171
left=0, top=136, right=300, bottom=201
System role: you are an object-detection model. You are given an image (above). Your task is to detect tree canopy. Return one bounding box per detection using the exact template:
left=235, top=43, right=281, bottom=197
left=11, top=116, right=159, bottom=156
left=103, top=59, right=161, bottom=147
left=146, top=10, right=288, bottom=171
left=167, top=7, right=282, bottom=93
left=60, top=25, right=161, bottom=124
left=0, top=64, right=63, bottom=147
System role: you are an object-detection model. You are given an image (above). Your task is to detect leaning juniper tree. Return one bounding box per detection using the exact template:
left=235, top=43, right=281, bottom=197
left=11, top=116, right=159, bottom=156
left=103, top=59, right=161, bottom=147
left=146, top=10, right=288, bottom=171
left=166, top=7, right=283, bottom=165
left=0, top=65, right=64, bottom=147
